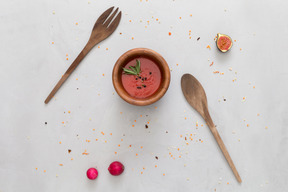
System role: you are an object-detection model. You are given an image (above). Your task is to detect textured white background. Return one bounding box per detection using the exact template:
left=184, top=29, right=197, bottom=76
left=1, top=0, right=288, bottom=191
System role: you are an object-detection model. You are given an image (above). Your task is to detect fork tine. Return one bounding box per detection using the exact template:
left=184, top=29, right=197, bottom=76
left=107, top=11, right=122, bottom=32
left=95, top=6, right=114, bottom=25
left=103, top=7, right=119, bottom=27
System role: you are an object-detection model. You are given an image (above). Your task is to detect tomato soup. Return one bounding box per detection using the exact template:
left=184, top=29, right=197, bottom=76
left=121, top=57, right=162, bottom=99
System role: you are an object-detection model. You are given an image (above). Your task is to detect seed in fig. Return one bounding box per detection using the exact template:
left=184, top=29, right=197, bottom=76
left=216, top=33, right=233, bottom=53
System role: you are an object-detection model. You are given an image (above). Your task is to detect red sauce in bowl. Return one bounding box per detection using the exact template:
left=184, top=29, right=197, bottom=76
left=121, top=57, right=162, bottom=99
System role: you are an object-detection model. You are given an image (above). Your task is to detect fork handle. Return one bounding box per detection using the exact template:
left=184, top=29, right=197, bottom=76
left=44, top=42, right=94, bottom=104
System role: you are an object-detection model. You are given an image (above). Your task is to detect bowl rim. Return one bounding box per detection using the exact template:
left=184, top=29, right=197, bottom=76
left=112, top=48, right=170, bottom=106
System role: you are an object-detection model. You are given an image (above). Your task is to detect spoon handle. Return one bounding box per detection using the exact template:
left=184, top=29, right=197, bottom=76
left=205, top=112, right=242, bottom=183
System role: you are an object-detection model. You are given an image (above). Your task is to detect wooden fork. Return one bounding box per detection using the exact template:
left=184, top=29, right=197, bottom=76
left=45, top=7, right=121, bottom=104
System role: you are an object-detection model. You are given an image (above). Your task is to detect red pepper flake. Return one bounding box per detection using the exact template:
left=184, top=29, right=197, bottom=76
left=82, top=150, right=89, bottom=155
left=52, top=42, right=54, bottom=44
left=110, top=133, right=112, bottom=136
left=168, top=32, right=172, bottom=36
left=115, top=152, right=117, bottom=154
left=206, top=45, right=211, bottom=49
left=44, top=170, right=46, bottom=173
left=210, top=62, right=214, bottom=67
left=59, top=164, right=63, bottom=166
left=213, top=71, right=220, bottom=74
left=101, top=132, right=104, bottom=135
left=35, top=168, right=38, bottom=170
left=68, top=149, right=71, bottom=153
left=136, top=153, right=138, bottom=156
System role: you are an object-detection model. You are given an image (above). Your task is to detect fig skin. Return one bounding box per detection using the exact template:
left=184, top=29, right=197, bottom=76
left=216, top=33, right=233, bottom=53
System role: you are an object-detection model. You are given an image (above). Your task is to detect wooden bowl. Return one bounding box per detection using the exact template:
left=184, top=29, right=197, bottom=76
left=112, top=48, right=170, bottom=106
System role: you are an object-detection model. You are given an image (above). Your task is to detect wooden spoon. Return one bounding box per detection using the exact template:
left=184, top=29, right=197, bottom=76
left=181, top=73, right=242, bottom=183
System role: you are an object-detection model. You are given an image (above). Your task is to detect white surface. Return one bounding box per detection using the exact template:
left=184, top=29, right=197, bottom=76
left=1, top=0, right=288, bottom=191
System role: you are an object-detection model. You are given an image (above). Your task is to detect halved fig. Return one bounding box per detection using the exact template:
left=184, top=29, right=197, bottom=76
left=216, top=33, right=232, bottom=53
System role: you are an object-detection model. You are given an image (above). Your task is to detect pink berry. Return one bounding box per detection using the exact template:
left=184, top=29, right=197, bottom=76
left=108, top=161, right=125, bottom=176
left=86, top=168, right=98, bottom=180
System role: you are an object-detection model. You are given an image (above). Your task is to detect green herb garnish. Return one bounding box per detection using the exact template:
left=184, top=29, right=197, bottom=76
left=123, top=59, right=141, bottom=76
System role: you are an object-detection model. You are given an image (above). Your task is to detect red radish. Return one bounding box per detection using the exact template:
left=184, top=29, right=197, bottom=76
left=108, top=161, right=125, bottom=176
left=86, top=168, right=98, bottom=180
